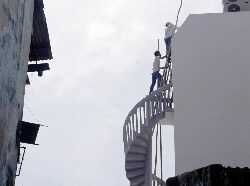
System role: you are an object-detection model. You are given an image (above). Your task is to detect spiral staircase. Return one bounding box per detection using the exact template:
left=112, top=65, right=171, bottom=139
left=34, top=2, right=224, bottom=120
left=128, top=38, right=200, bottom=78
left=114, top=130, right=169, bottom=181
left=123, top=60, right=174, bottom=186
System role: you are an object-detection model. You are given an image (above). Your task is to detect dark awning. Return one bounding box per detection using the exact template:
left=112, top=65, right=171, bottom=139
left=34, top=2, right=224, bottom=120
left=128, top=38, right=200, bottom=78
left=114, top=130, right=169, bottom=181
left=18, top=121, right=40, bottom=145
left=29, top=0, right=53, bottom=61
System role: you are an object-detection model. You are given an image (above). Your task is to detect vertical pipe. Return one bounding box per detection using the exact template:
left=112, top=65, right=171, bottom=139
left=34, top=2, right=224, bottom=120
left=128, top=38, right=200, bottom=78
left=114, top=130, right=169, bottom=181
left=157, top=39, right=160, bottom=51
left=145, top=135, right=152, bottom=186
left=145, top=100, right=152, bottom=186
left=160, top=124, right=163, bottom=184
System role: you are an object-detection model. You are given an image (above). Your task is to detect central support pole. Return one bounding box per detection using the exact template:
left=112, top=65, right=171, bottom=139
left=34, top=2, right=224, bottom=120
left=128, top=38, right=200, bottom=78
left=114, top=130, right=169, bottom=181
left=145, top=135, right=152, bottom=186
left=144, top=100, right=152, bottom=186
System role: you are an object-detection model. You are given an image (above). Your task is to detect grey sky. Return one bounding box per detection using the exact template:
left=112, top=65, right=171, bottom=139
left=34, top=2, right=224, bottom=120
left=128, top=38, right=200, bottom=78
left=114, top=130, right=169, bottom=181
left=16, top=1, right=222, bottom=186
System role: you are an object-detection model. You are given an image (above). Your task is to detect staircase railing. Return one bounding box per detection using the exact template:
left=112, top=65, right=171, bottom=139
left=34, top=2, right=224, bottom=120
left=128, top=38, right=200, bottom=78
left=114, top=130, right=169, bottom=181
left=123, top=57, right=174, bottom=186
left=123, top=83, right=173, bottom=154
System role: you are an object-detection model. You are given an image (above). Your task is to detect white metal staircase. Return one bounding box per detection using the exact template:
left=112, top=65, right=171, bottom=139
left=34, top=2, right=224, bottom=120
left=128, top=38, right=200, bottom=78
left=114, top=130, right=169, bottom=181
left=123, top=60, right=174, bottom=186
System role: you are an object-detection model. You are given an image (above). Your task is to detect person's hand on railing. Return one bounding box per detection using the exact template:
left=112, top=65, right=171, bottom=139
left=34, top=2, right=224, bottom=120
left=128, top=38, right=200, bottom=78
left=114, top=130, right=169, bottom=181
left=161, top=64, right=170, bottom=69
left=160, top=55, right=167, bottom=59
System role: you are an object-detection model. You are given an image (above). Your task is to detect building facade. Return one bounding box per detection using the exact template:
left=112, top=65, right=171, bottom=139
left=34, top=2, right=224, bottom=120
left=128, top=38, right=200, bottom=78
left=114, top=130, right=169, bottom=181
left=0, top=0, right=52, bottom=185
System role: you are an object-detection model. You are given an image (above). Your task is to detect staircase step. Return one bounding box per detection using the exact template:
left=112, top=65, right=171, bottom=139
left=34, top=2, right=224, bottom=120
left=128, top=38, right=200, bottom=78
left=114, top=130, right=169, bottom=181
left=166, top=108, right=174, bottom=112
left=129, top=145, right=147, bottom=154
left=130, top=184, right=144, bottom=186
left=126, top=162, right=145, bottom=171
left=139, top=132, right=150, bottom=141
left=130, top=175, right=145, bottom=186
left=131, top=184, right=144, bottom=186
left=134, top=137, right=148, bottom=147
left=126, top=153, right=146, bottom=162
left=126, top=168, right=145, bottom=179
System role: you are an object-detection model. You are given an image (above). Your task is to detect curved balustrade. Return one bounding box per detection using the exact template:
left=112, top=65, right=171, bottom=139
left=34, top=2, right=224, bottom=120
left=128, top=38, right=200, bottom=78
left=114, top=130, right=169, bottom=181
left=123, top=84, right=173, bottom=154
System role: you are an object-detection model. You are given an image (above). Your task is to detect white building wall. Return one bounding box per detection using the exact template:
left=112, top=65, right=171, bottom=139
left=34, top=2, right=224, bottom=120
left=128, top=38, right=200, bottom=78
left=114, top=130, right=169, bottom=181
left=172, top=12, right=250, bottom=175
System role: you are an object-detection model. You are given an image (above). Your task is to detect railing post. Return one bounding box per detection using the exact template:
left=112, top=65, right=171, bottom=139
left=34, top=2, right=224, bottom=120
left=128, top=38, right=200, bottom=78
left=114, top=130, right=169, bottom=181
left=146, top=100, right=151, bottom=127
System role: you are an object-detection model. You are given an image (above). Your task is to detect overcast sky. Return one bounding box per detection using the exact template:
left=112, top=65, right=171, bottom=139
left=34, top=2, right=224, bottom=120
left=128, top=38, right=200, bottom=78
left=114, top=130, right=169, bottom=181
left=16, top=1, right=222, bottom=186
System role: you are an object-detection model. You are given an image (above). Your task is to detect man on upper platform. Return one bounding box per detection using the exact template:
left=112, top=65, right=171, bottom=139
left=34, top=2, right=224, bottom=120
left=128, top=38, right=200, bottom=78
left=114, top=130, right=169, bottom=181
left=164, top=22, right=176, bottom=58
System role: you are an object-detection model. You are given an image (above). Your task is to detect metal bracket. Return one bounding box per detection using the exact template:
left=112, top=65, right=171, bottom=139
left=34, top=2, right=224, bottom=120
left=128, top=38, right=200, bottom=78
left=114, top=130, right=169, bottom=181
left=16, top=146, right=26, bottom=176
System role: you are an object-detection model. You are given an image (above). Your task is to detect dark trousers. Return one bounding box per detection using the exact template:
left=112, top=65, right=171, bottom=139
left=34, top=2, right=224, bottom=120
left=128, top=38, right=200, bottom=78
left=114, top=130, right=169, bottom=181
left=149, top=71, right=161, bottom=93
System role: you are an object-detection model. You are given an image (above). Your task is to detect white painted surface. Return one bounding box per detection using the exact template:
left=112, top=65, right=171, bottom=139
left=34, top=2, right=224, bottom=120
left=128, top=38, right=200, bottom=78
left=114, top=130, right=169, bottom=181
left=172, top=12, right=250, bottom=175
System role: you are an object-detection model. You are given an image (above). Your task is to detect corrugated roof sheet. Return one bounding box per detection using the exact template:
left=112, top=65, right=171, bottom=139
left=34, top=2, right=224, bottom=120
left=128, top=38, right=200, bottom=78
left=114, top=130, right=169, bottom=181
left=29, top=0, right=53, bottom=61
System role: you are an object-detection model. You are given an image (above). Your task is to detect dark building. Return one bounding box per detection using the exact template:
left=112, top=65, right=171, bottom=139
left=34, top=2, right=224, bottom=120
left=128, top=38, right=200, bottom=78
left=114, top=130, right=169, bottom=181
left=167, top=164, right=250, bottom=186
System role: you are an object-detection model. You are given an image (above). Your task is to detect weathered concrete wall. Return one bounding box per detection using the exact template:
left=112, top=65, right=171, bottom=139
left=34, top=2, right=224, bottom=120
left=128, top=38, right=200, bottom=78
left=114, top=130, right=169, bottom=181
left=0, top=0, right=34, bottom=185
left=172, top=12, right=250, bottom=175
